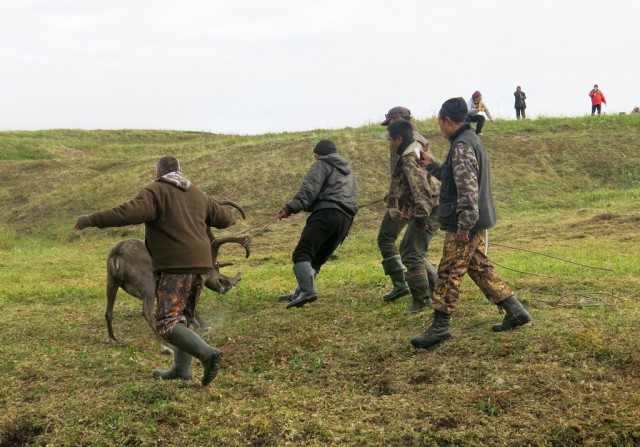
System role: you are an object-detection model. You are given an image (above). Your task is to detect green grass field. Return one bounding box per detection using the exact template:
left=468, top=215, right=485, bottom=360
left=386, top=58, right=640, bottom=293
left=1, top=115, right=639, bottom=446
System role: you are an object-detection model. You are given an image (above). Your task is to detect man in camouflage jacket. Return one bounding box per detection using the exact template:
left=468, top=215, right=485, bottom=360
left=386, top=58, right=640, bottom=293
left=377, top=107, right=439, bottom=306
left=386, top=119, right=439, bottom=315
left=410, top=97, right=532, bottom=349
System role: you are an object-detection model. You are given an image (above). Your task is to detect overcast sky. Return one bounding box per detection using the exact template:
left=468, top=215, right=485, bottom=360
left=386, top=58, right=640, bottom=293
left=1, top=1, right=638, bottom=135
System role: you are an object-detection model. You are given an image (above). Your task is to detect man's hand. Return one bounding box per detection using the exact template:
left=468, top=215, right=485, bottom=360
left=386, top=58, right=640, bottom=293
left=418, top=149, right=432, bottom=167
left=74, top=216, right=91, bottom=231
left=455, top=231, right=469, bottom=243
left=278, top=209, right=290, bottom=220
left=388, top=207, right=404, bottom=221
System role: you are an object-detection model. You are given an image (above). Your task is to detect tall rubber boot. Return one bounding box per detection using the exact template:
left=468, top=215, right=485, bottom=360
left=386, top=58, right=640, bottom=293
left=286, top=262, right=318, bottom=309
left=426, top=261, right=438, bottom=302
left=410, top=310, right=452, bottom=348
left=278, top=286, right=299, bottom=302
left=492, top=296, right=532, bottom=332
left=402, top=274, right=433, bottom=315
left=152, top=348, right=193, bottom=380
left=168, top=324, right=222, bottom=386
left=381, top=255, right=410, bottom=302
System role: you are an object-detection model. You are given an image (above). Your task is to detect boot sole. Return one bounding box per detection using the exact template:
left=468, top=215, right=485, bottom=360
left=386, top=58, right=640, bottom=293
left=382, top=288, right=410, bottom=302
left=202, top=350, right=222, bottom=386
left=491, top=317, right=532, bottom=332
left=286, top=295, right=318, bottom=309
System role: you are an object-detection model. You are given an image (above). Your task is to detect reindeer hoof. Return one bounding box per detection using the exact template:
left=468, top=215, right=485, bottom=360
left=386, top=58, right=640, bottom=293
left=160, top=346, right=173, bottom=356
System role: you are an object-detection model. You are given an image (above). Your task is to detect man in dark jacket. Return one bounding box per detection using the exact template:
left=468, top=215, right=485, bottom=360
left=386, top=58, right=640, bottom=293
left=74, top=156, right=236, bottom=386
left=411, top=98, right=531, bottom=349
left=278, top=139, right=359, bottom=309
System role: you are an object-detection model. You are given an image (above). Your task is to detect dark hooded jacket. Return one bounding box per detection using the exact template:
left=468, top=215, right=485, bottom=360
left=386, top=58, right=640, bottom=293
left=284, top=153, right=359, bottom=217
left=83, top=172, right=236, bottom=273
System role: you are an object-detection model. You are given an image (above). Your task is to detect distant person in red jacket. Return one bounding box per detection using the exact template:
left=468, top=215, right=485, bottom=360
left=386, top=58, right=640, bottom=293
left=589, top=84, right=606, bottom=115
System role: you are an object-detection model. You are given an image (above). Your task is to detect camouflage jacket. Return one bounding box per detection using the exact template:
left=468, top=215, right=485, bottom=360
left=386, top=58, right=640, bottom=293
left=387, top=130, right=437, bottom=208
left=428, top=124, right=495, bottom=232
left=395, top=140, right=439, bottom=219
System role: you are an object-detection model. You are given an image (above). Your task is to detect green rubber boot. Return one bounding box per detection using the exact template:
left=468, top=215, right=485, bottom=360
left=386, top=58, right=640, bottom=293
left=152, top=348, right=193, bottom=380
left=381, top=256, right=410, bottom=302
left=168, top=324, right=222, bottom=386
left=402, top=274, right=433, bottom=315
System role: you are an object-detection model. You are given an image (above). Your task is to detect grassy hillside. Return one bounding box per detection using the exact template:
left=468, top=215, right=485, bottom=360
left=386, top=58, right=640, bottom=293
left=1, top=115, right=639, bottom=446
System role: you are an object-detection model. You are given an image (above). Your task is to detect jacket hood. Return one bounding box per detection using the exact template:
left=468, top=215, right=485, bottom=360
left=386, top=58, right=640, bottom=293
left=319, top=153, right=352, bottom=175
left=156, top=171, right=192, bottom=191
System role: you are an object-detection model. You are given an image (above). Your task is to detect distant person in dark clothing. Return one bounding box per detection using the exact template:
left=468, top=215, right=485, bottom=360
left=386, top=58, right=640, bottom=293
left=589, top=84, right=606, bottom=115
left=514, top=86, right=527, bottom=120
left=278, top=140, right=359, bottom=309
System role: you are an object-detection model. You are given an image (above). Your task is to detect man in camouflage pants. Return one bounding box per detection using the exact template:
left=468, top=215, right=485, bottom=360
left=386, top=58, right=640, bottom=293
left=410, top=97, right=532, bottom=349
left=75, top=156, right=236, bottom=385
left=386, top=119, right=440, bottom=315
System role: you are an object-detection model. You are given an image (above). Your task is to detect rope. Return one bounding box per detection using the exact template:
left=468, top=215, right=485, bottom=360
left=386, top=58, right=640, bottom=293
left=489, top=242, right=614, bottom=272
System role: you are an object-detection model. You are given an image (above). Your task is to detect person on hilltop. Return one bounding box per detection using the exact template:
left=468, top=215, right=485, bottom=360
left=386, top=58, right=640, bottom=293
left=386, top=119, right=440, bottom=315
left=74, top=156, right=235, bottom=386
left=377, top=107, right=438, bottom=311
left=411, top=97, right=531, bottom=349
left=589, top=84, right=607, bottom=115
left=514, top=86, right=527, bottom=120
left=466, top=90, right=495, bottom=135
left=277, top=140, right=359, bottom=309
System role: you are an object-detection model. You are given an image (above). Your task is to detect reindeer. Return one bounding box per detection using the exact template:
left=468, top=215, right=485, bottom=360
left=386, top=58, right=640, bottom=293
left=105, top=201, right=251, bottom=354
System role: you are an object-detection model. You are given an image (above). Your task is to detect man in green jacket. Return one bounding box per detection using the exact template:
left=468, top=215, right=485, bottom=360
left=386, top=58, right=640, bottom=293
left=75, top=156, right=236, bottom=386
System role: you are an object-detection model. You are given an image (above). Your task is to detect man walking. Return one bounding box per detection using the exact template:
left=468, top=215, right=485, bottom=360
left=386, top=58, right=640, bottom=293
left=386, top=120, right=439, bottom=315
left=411, top=98, right=531, bottom=349
left=278, top=139, right=359, bottom=309
left=75, top=156, right=235, bottom=386
left=377, top=106, right=438, bottom=306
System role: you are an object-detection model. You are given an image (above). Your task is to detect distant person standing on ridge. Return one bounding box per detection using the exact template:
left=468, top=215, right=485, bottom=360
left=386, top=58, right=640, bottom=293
left=386, top=119, right=440, bottom=315
left=589, top=84, right=607, bottom=115
left=466, top=91, right=495, bottom=135
left=277, top=140, right=359, bottom=309
left=411, top=97, right=531, bottom=349
left=514, top=86, right=527, bottom=120
left=377, top=106, right=438, bottom=307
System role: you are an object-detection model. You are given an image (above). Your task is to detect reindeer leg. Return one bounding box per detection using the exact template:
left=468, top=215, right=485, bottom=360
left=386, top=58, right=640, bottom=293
left=105, top=277, right=119, bottom=344
left=194, top=310, right=211, bottom=332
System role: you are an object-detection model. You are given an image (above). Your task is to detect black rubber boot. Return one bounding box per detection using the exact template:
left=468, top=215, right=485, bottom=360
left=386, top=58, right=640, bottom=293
left=402, top=274, right=433, bottom=315
left=286, top=262, right=318, bottom=309
left=381, top=255, right=410, bottom=302
left=492, top=296, right=532, bottom=332
left=410, top=310, right=452, bottom=349
left=152, top=348, right=193, bottom=380
left=168, top=324, right=222, bottom=386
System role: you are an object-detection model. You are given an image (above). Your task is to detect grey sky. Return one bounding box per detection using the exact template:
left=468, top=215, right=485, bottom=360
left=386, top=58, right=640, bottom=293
left=1, top=0, right=638, bottom=134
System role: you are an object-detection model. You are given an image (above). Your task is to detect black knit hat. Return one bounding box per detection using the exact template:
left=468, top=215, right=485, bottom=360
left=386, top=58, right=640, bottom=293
left=313, top=139, right=337, bottom=156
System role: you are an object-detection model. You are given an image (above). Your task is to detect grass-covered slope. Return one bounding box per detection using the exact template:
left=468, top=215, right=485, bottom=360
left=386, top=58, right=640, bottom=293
left=1, top=115, right=639, bottom=446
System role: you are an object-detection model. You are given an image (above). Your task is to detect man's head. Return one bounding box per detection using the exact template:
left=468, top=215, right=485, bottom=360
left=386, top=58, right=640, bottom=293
left=472, top=90, right=482, bottom=102
left=387, top=119, right=413, bottom=151
left=313, top=139, right=337, bottom=158
left=593, top=84, right=599, bottom=90
left=516, top=85, right=522, bottom=91
left=437, top=97, right=468, bottom=139
left=156, top=156, right=181, bottom=177
left=381, top=106, right=411, bottom=126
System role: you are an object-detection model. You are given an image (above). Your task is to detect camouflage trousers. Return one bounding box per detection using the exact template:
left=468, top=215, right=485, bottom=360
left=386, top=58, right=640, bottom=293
left=431, top=231, right=513, bottom=315
left=154, top=273, right=204, bottom=340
